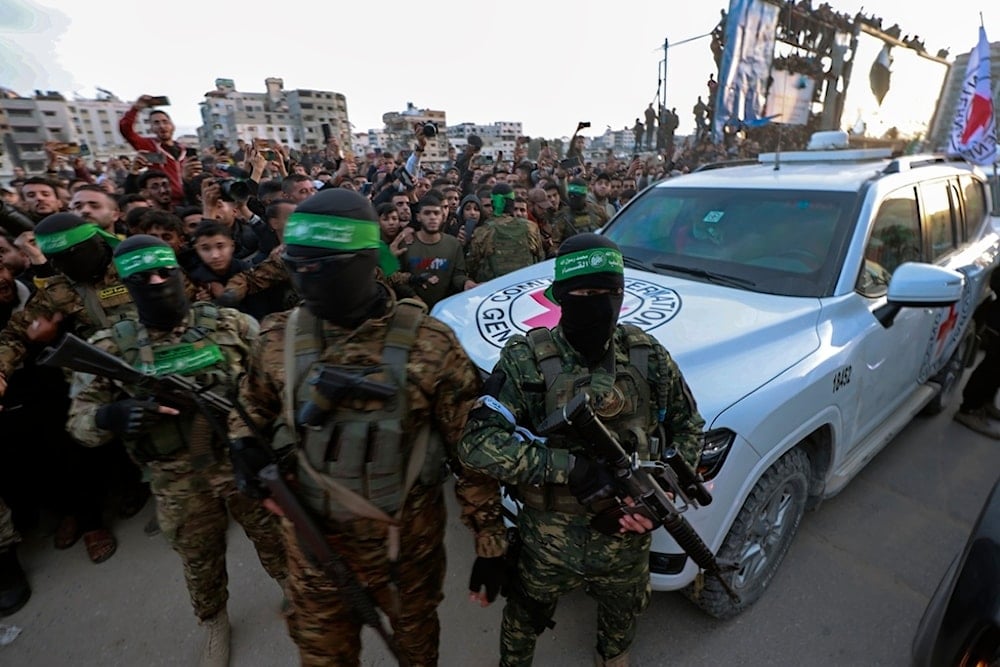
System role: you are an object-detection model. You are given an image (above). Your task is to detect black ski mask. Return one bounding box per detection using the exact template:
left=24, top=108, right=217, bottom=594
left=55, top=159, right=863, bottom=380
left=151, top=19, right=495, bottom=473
left=49, top=236, right=113, bottom=283
left=34, top=213, right=118, bottom=284
left=128, top=269, right=190, bottom=330
left=282, top=188, right=387, bottom=328
left=113, top=234, right=190, bottom=330
left=284, top=248, right=382, bottom=327
left=550, top=233, right=626, bottom=365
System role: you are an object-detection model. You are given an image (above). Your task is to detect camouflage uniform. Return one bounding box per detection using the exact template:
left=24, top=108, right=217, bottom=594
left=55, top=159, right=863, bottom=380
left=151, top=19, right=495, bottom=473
left=0, top=263, right=198, bottom=379
left=218, top=255, right=292, bottom=305
left=552, top=205, right=610, bottom=247
left=467, top=215, right=545, bottom=283
left=0, top=264, right=135, bottom=380
left=230, top=285, right=507, bottom=666
left=0, top=497, right=17, bottom=549
left=67, top=305, right=287, bottom=621
left=459, top=325, right=704, bottom=665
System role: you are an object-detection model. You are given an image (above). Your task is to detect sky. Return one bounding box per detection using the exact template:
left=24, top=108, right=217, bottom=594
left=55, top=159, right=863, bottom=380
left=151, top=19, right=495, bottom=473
left=1, top=0, right=996, bottom=143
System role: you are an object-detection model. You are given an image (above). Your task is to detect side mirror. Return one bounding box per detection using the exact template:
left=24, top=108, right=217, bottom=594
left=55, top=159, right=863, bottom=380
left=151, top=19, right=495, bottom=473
left=875, top=263, right=964, bottom=327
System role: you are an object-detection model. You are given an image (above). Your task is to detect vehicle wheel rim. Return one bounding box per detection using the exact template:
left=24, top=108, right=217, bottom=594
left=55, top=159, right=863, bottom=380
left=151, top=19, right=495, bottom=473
left=734, top=483, right=798, bottom=589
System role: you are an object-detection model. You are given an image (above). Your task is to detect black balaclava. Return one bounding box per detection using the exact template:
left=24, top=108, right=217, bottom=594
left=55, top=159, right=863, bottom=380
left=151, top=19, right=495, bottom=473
left=34, top=212, right=115, bottom=284
left=566, top=178, right=589, bottom=213
left=113, top=234, right=189, bottom=330
left=282, top=189, right=384, bottom=328
left=550, top=233, right=625, bottom=365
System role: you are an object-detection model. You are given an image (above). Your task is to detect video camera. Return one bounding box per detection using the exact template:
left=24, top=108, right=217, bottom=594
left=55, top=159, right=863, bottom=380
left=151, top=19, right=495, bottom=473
left=419, top=122, right=438, bottom=138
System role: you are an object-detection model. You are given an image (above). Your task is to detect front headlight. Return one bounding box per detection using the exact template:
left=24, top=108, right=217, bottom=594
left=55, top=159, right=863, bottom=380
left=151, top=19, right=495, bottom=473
left=698, top=428, right=736, bottom=480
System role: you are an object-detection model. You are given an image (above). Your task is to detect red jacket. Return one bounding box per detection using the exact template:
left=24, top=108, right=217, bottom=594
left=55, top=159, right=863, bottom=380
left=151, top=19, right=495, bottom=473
left=118, top=106, right=190, bottom=204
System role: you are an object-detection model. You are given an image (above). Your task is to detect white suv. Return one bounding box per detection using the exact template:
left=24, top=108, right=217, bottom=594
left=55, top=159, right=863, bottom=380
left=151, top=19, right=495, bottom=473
left=432, top=133, right=1000, bottom=618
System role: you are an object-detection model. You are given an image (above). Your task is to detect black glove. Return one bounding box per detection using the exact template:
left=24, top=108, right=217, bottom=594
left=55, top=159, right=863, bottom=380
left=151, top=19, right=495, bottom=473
left=229, top=437, right=276, bottom=499
left=568, top=455, right=618, bottom=507
left=95, top=399, right=165, bottom=438
left=469, top=556, right=507, bottom=604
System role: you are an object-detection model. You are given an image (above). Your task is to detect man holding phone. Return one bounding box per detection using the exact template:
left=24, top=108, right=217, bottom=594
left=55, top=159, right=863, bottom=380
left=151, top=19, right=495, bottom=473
left=119, top=95, right=192, bottom=206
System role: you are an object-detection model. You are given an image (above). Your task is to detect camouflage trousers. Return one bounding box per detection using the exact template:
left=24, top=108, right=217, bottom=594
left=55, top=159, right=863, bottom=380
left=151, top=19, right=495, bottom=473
left=281, top=483, right=447, bottom=667
left=0, top=496, right=18, bottom=549
left=149, top=456, right=287, bottom=620
left=501, top=506, right=652, bottom=666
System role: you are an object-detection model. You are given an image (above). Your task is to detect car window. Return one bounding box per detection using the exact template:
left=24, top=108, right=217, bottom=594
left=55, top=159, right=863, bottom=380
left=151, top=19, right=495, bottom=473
left=858, top=188, right=920, bottom=297
left=602, top=187, right=856, bottom=298
left=922, top=179, right=959, bottom=261
left=960, top=175, right=987, bottom=238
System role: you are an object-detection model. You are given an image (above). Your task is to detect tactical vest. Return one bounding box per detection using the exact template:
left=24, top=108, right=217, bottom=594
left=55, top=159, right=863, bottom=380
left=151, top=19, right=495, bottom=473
left=272, top=299, right=446, bottom=523
left=479, top=217, right=537, bottom=281
left=519, top=325, right=659, bottom=514
left=110, top=303, right=230, bottom=464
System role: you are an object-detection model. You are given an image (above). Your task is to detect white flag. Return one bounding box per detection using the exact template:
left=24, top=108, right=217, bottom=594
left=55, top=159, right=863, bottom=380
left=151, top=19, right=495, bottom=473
left=949, top=26, right=997, bottom=166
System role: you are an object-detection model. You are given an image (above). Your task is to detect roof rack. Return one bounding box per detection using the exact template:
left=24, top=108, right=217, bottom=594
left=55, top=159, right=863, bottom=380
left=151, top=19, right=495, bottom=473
left=758, top=148, right=893, bottom=163
left=881, top=154, right=970, bottom=174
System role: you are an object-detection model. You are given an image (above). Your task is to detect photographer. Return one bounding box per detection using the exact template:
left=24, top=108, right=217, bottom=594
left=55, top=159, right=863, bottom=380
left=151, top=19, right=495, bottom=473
left=118, top=96, right=193, bottom=205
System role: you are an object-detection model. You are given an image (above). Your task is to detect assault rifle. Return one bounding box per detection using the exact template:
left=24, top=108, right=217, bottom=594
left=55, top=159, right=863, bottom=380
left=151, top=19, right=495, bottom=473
left=39, top=333, right=411, bottom=665
left=297, top=365, right=396, bottom=428
left=538, top=392, right=740, bottom=604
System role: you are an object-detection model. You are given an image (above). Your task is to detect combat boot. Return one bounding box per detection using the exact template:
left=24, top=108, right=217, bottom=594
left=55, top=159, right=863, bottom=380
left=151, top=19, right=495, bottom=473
left=199, top=609, right=231, bottom=667
left=0, top=545, right=30, bottom=617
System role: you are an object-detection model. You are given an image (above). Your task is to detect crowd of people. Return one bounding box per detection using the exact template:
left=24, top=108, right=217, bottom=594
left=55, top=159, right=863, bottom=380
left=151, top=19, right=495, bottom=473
left=0, top=90, right=719, bottom=666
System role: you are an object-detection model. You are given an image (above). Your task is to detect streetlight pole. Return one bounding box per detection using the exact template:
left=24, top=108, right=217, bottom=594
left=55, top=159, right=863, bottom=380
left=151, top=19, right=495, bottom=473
left=657, top=31, right=714, bottom=112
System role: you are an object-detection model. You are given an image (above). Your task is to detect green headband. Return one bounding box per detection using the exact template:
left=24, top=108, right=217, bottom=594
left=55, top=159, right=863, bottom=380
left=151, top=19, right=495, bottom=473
left=491, top=192, right=515, bottom=216
left=567, top=184, right=588, bottom=195
left=114, top=246, right=178, bottom=279
left=283, top=212, right=380, bottom=251
left=554, top=247, right=624, bottom=281
left=35, top=223, right=121, bottom=255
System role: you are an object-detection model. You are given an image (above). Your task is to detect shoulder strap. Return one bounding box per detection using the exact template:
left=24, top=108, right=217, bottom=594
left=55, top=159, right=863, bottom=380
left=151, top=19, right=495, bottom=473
left=526, top=327, right=562, bottom=390
left=620, top=324, right=651, bottom=382
left=73, top=284, right=111, bottom=329
left=283, top=306, right=323, bottom=440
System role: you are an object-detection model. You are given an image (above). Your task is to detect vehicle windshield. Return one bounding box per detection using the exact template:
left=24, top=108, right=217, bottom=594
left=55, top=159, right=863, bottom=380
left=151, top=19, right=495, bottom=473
left=602, top=186, right=858, bottom=297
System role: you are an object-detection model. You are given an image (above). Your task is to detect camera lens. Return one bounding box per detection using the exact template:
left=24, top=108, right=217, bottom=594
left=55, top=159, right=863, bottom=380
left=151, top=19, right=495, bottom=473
left=423, top=123, right=437, bottom=138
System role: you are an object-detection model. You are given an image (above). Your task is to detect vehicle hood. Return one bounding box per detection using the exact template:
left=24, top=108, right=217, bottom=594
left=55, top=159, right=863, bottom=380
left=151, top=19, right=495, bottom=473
left=432, top=261, right=822, bottom=420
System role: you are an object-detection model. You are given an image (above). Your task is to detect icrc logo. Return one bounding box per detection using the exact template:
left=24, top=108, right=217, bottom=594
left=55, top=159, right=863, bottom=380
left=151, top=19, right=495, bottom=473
left=475, top=277, right=682, bottom=349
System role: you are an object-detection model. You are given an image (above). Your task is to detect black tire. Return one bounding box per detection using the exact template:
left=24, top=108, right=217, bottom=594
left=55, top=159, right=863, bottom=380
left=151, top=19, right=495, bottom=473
left=684, top=448, right=809, bottom=619
left=922, top=329, right=976, bottom=416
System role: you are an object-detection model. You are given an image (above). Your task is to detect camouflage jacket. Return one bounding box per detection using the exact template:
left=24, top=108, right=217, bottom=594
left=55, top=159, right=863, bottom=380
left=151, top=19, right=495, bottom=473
left=459, top=325, right=705, bottom=487
left=229, top=284, right=508, bottom=558
left=219, top=254, right=291, bottom=305
left=552, top=205, right=610, bottom=247
left=467, top=215, right=545, bottom=283
left=0, top=262, right=135, bottom=379
left=67, top=305, right=258, bottom=449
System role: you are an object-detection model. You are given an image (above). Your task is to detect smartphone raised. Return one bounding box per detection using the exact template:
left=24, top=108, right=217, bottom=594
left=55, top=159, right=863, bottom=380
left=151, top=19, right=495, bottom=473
left=140, top=151, right=166, bottom=164
left=560, top=157, right=582, bottom=170
left=148, top=96, right=170, bottom=107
